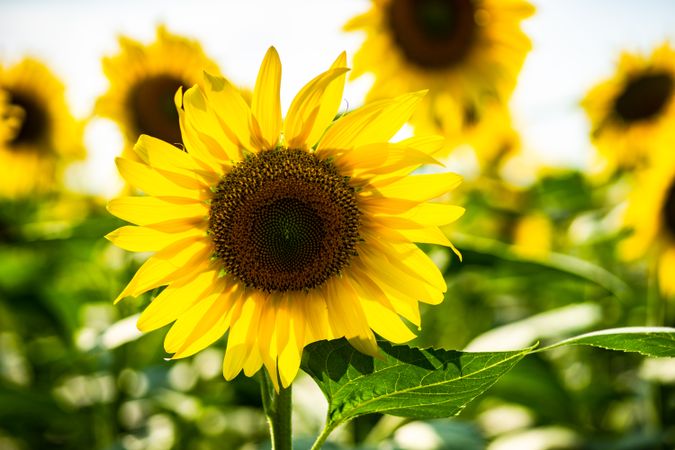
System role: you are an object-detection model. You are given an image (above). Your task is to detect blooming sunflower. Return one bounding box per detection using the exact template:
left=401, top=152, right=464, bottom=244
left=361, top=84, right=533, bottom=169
left=622, top=142, right=675, bottom=296
left=583, top=43, right=675, bottom=171
left=95, top=26, right=221, bottom=154
left=0, top=58, right=83, bottom=198
left=106, top=48, right=464, bottom=389
left=345, top=0, right=534, bottom=143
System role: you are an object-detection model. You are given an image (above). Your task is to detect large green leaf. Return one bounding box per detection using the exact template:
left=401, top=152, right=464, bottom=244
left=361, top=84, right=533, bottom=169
left=541, top=327, right=675, bottom=357
left=301, top=339, right=533, bottom=427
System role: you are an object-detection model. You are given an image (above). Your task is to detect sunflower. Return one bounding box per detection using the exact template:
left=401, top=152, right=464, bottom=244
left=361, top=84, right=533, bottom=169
left=106, top=48, right=464, bottom=389
left=0, top=58, right=83, bottom=198
left=345, top=0, right=534, bottom=146
left=622, top=140, right=675, bottom=296
left=95, top=26, right=221, bottom=154
left=583, top=43, right=675, bottom=171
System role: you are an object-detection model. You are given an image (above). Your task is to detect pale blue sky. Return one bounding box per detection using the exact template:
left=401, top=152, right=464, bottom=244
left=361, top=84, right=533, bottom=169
left=1, top=0, right=675, bottom=194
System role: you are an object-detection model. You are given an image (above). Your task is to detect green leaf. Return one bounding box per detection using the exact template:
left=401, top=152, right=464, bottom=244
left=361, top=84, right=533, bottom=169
left=449, top=232, right=632, bottom=302
left=301, top=339, right=533, bottom=427
left=541, top=327, right=675, bottom=357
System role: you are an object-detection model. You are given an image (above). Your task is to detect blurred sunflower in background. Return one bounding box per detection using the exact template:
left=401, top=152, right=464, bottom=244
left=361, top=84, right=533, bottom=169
left=345, top=0, right=534, bottom=162
left=583, top=43, right=675, bottom=173
left=622, top=138, right=675, bottom=296
left=95, top=26, right=221, bottom=156
left=107, top=48, right=464, bottom=390
left=0, top=58, right=83, bottom=198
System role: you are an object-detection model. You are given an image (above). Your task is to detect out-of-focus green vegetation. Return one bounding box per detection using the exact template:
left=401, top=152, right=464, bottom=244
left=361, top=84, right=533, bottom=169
left=1, top=168, right=673, bottom=450
left=0, top=197, right=268, bottom=450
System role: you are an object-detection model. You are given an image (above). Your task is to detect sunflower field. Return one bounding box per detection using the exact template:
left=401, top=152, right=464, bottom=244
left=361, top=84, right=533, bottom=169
left=1, top=1, right=675, bottom=449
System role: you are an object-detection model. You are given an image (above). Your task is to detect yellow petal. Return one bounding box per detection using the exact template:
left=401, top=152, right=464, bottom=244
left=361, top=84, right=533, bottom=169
left=256, top=294, right=278, bottom=380
left=337, top=143, right=441, bottom=176
left=364, top=225, right=461, bottom=259
left=107, top=196, right=208, bottom=227
left=242, top=346, right=264, bottom=377
left=398, top=135, right=447, bottom=155
left=348, top=278, right=416, bottom=343
left=325, top=277, right=379, bottom=357
left=252, top=47, right=282, bottom=149
left=115, top=157, right=208, bottom=199
left=137, top=269, right=220, bottom=332
left=318, top=91, right=426, bottom=151
left=400, top=203, right=465, bottom=227
left=168, top=280, right=240, bottom=357
left=277, top=295, right=306, bottom=388
left=163, top=285, right=222, bottom=354
left=182, top=86, right=241, bottom=158
left=203, top=71, right=254, bottom=152
left=358, top=246, right=444, bottom=305
left=360, top=196, right=421, bottom=216
left=351, top=260, right=421, bottom=326
left=376, top=203, right=465, bottom=228
left=263, top=360, right=280, bottom=393
left=383, top=293, right=421, bottom=328
left=258, top=300, right=281, bottom=391
left=115, top=239, right=212, bottom=303
left=257, top=298, right=279, bottom=371
left=316, top=101, right=384, bottom=152
left=223, top=291, right=264, bottom=380
left=374, top=173, right=462, bottom=202
left=180, top=85, right=240, bottom=169
left=284, top=67, right=350, bottom=149
left=304, top=52, right=348, bottom=147
left=380, top=242, right=447, bottom=293
left=397, top=227, right=452, bottom=246
left=273, top=295, right=291, bottom=359
left=302, top=291, right=334, bottom=344
left=105, top=225, right=204, bottom=252
left=134, top=134, right=201, bottom=175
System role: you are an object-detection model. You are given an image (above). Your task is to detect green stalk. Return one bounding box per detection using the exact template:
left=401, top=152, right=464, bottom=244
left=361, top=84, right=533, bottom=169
left=646, top=259, right=665, bottom=327
left=309, top=422, right=338, bottom=450
left=260, top=371, right=293, bottom=450
left=645, top=259, right=664, bottom=441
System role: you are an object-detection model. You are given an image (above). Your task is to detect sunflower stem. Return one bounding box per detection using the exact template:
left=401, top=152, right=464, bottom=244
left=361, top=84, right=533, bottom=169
left=645, top=259, right=664, bottom=437
left=260, top=371, right=293, bottom=450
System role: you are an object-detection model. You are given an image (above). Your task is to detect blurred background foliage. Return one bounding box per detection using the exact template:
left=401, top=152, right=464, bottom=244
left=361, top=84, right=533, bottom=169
left=1, top=159, right=673, bottom=450
left=2, top=0, right=675, bottom=449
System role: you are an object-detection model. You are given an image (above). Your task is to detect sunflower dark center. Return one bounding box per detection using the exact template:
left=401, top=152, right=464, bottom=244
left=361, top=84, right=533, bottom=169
left=613, top=72, right=674, bottom=123
left=209, top=148, right=361, bottom=293
left=387, top=0, right=476, bottom=69
left=661, top=181, right=675, bottom=239
left=127, top=74, right=184, bottom=146
left=5, top=89, right=50, bottom=150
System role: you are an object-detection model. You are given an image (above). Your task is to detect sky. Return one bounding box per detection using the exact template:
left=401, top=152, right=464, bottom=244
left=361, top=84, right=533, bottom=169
left=1, top=0, right=675, bottom=196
